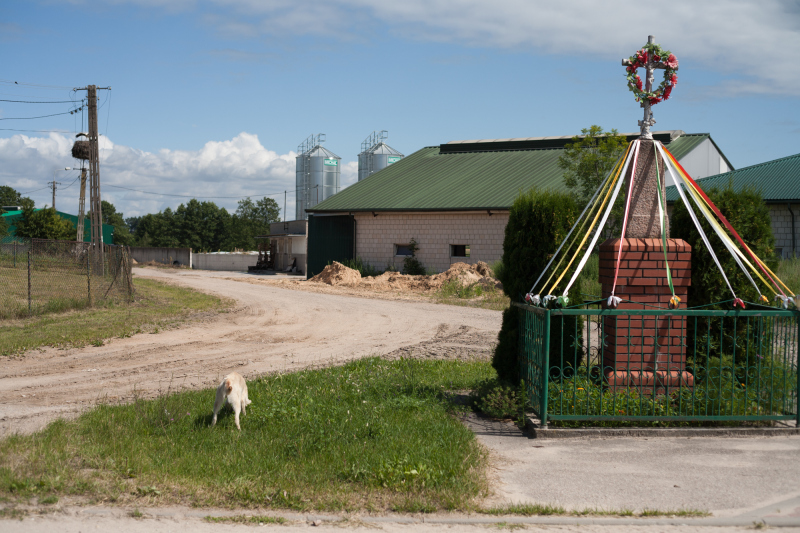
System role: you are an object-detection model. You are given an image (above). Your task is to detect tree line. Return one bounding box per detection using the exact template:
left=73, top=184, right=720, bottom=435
left=0, top=185, right=280, bottom=251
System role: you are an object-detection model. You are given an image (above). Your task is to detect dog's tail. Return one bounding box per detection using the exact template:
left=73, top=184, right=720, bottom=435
left=225, top=379, right=233, bottom=394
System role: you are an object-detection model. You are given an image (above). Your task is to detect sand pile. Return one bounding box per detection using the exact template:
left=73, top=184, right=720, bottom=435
left=309, top=261, right=500, bottom=292
left=309, top=261, right=362, bottom=286
left=357, top=261, right=499, bottom=292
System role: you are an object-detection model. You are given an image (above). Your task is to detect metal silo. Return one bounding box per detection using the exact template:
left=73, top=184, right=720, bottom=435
left=358, top=130, right=404, bottom=181
left=295, top=133, right=340, bottom=220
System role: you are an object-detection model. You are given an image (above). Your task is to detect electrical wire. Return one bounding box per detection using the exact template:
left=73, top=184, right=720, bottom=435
left=0, top=99, right=76, bottom=104
left=18, top=186, right=50, bottom=195
left=104, top=184, right=286, bottom=199
left=0, top=79, right=74, bottom=90
left=0, top=109, right=82, bottom=121
left=0, top=128, right=72, bottom=133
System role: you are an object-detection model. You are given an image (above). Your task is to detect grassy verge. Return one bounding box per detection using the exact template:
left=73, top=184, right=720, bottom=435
left=777, top=257, right=800, bottom=294
left=432, top=280, right=510, bottom=311
left=0, top=358, right=492, bottom=512
left=0, top=278, right=230, bottom=356
left=480, top=504, right=709, bottom=517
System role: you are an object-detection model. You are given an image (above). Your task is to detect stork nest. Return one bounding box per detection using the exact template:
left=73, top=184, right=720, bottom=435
left=71, top=141, right=91, bottom=160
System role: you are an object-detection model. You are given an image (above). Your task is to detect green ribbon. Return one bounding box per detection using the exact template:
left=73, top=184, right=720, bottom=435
left=655, top=143, right=676, bottom=298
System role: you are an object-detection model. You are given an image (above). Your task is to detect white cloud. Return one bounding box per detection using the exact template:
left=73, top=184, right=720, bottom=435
left=198, top=0, right=800, bottom=96
left=0, top=132, right=358, bottom=219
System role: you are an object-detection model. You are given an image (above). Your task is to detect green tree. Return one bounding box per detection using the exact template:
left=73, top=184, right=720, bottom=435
left=133, top=209, right=179, bottom=247
left=0, top=215, right=8, bottom=238
left=493, top=188, right=583, bottom=383
left=0, top=185, right=33, bottom=210
left=175, top=199, right=232, bottom=251
left=99, top=200, right=133, bottom=246
left=557, top=125, right=628, bottom=235
left=229, top=196, right=281, bottom=250
left=15, top=206, right=75, bottom=240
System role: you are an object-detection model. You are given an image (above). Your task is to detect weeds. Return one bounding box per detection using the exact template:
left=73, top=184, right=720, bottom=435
left=204, top=515, right=286, bottom=525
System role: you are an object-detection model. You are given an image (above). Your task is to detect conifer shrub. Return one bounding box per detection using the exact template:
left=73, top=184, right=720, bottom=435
left=493, top=189, right=583, bottom=384
left=671, top=182, right=778, bottom=364
left=670, top=181, right=776, bottom=307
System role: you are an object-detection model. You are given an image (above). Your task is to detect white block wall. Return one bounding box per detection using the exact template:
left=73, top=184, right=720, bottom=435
left=354, top=211, right=509, bottom=273
left=193, top=252, right=259, bottom=271
left=769, top=204, right=800, bottom=258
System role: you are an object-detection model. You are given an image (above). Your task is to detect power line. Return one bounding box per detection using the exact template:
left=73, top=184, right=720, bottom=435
left=0, top=109, right=82, bottom=121
left=104, top=184, right=287, bottom=199
left=0, top=128, right=72, bottom=133
left=0, top=79, right=75, bottom=90
left=18, top=186, right=50, bottom=195
left=0, top=99, right=76, bottom=104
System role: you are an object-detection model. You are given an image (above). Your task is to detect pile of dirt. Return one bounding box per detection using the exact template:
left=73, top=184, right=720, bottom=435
left=309, top=261, right=362, bottom=286
left=310, top=261, right=500, bottom=293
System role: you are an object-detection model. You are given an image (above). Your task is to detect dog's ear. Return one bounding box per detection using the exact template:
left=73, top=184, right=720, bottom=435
left=225, top=379, right=233, bottom=394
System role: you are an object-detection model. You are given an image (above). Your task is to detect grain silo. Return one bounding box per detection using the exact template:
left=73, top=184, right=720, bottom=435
left=295, top=134, right=341, bottom=220
left=357, top=131, right=404, bottom=182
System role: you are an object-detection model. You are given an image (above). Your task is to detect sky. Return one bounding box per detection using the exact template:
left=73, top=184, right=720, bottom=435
left=1, top=0, right=799, bottom=220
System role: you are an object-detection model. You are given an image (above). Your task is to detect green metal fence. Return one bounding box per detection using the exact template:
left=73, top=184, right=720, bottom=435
left=515, top=302, right=800, bottom=427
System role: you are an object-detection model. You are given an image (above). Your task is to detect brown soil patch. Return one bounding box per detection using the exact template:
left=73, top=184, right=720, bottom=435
left=310, top=261, right=500, bottom=292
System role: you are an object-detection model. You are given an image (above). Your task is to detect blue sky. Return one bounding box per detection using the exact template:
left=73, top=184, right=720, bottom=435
left=1, top=0, right=799, bottom=218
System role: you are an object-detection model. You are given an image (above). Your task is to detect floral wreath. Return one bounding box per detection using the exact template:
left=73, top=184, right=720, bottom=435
left=625, top=42, right=679, bottom=105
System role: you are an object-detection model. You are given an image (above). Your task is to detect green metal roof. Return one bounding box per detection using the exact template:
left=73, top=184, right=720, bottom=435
left=666, top=152, right=800, bottom=204
left=308, top=145, right=569, bottom=212
left=309, top=132, right=730, bottom=213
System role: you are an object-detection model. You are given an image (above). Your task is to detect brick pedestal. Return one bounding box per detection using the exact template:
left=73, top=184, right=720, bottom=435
left=599, top=238, right=693, bottom=392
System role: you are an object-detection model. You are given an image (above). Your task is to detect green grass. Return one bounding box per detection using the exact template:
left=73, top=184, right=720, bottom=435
left=204, top=515, right=287, bottom=525
left=777, top=256, right=800, bottom=295
left=0, top=278, right=229, bottom=356
left=433, top=279, right=510, bottom=311
left=0, top=358, right=493, bottom=512
left=479, top=504, right=709, bottom=517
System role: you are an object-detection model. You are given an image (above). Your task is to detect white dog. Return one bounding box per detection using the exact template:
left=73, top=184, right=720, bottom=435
left=211, top=372, right=251, bottom=430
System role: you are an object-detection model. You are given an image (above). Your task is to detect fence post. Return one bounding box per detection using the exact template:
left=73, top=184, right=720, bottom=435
left=13, top=241, right=16, bottom=268
left=541, top=309, right=551, bottom=429
left=796, top=316, right=800, bottom=428
left=87, top=249, right=92, bottom=307
left=27, top=250, right=31, bottom=315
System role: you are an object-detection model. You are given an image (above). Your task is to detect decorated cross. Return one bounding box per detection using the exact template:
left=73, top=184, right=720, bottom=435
left=621, top=35, right=679, bottom=139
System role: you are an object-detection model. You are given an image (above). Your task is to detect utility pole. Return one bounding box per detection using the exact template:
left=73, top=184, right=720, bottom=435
left=74, top=84, right=110, bottom=272
left=48, top=180, right=60, bottom=210
left=76, top=167, right=87, bottom=242
left=50, top=167, right=71, bottom=211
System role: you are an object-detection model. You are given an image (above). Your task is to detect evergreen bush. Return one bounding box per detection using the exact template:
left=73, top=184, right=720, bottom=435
left=671, top=181, right=778, bottom=364
left=493, top=189, right=583, bottom=384
left=670, top=181, right=776, bottom=307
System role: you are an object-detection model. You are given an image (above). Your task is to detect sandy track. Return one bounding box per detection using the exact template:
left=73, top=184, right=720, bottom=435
left=0, top=269, right=501, bottom=436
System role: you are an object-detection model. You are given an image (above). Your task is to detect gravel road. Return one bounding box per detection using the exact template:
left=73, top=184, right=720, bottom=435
left=0, top=268, right=500, bottom=437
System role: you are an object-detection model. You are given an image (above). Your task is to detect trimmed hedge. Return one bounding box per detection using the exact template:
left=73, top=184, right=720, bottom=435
left=493, top=189, right=583, bottom=384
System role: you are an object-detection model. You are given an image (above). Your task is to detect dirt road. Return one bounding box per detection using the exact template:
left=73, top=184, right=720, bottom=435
left=0, top=269, right=501, bottom=437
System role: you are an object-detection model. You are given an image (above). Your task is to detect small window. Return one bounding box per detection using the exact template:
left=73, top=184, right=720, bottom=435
left=450, top=244, right=470, bottom=258
left=395, top=244, right=413, bottom=257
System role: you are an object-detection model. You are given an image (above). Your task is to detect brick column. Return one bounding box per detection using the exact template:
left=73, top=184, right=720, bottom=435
left=599, top=238, right=693, bottom=392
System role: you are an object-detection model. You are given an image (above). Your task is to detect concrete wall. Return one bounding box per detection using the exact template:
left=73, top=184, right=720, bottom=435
left=769, top=204, right=800, bottom=259
left=193, top=252, right=258, bottom=271
left=130, top=246, right=192, bottom=267
left=354, top=211, right=509, bottom=273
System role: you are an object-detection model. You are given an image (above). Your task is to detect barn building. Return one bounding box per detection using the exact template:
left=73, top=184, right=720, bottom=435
left=305, top=130, right=732, bottom=276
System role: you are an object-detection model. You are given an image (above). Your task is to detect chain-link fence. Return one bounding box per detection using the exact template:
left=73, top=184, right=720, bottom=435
left=0, top=237, right=133, bottom=319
